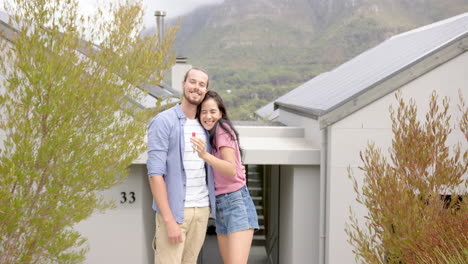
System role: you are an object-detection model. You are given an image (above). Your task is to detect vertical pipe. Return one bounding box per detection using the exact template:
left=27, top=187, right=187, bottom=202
left=319, top=127, right=328, bottom=264
left=154, top=10, right=166, bottom=43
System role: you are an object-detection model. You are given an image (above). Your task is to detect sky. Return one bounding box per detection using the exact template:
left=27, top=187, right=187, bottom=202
left=0, top=0, right=223, bottom=27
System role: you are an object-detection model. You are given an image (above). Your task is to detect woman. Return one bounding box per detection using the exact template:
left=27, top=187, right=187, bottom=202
left=191, top=91, right=259, bottom=264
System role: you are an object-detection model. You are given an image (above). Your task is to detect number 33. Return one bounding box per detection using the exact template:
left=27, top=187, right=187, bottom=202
left=120, top=192, right=135, bottom=204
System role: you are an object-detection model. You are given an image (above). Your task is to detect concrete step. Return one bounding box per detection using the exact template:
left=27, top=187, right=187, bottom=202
left=248, top=171, right=261, bottom=177
left=255, top=225, right=265, bottom=236
left=251, top=196, right=263, bottom=206
left=247, top=165, right=265, bottom=247
left=248, top=186, right=262, bottom=196
left=255, top=205, right=263, bottom=215
left=252, top=235, right=266, bottom=246
left=247, top=178, right=262, bottom=188
left=257, top=214, right=265, bottom=225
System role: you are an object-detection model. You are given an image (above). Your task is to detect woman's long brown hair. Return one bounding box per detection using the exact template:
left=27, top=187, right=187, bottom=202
left=197, top=90, right=243, bottom=159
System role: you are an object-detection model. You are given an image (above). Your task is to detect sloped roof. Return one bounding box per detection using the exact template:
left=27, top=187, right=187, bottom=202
left=274, top=12, right=468, bottom=127
left=143, top=82, right=179, bottom=99
left=0, top=11, right=16, bottom=42
left=254, top=101, right=279, bottom=120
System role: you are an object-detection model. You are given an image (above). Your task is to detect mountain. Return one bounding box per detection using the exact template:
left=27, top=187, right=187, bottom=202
left=146, top=0, right=468, bottom=120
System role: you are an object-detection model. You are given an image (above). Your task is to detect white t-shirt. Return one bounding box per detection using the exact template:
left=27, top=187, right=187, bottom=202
left=183, top=118, right=209, bottom=207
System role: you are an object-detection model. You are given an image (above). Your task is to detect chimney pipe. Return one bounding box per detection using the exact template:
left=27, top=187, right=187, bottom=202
left=154, top=10, right=166, bottom=43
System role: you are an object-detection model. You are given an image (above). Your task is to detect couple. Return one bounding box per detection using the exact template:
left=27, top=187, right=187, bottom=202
left=147, top=68, right=259, bottom=264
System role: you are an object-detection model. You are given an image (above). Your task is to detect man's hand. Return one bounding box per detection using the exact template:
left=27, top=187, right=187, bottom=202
left=165, top=219, right=183, bottom=244
left=148, top=176, right=183, bottom=244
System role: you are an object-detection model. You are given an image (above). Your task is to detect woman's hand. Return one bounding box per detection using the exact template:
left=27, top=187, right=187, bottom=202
left=190, top=137, right=208, bottom=160
left=191, top=136, right=237, bottom=178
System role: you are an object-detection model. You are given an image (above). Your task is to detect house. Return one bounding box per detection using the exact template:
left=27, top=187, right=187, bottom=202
left=254, top=11, right=468, bottom=264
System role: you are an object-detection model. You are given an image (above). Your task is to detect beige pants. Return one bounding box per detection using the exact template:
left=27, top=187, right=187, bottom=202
left=153, top=207, right=210, bottom=264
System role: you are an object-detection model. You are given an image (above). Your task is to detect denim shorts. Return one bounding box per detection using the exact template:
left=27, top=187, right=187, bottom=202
left=215, top=185, right=259, bottom=235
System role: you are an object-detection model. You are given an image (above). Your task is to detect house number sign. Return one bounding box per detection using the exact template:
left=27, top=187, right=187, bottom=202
left=120, top=191, right=136, bottom=204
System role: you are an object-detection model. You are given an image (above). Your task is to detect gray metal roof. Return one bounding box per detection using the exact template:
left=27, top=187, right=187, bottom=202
left=0, top=11, right=8, bottom=25
left=0, top=11, right=16, bottom=42
left=143, top=82, right=180, bottom=99
left=232, top=120, right=284, bottom=126
left=254, top=101, right=279, bottom=120
left=274, top=12, right=468, bottom=123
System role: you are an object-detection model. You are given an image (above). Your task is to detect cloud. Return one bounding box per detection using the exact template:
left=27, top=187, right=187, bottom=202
left=0, top=0, right=224, bottom=28
left=141, top=0, right=223, bottom=27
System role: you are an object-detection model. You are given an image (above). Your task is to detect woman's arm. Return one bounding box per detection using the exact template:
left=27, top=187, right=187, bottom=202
left=191, top=137, right=237, bottom=178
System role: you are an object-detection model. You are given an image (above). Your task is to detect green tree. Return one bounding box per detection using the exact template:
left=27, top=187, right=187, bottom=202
left=346, top=91, right=468, bottom=264
left=0, top=0, right=177, bottom=262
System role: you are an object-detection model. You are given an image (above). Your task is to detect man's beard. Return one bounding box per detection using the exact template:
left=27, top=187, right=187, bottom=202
left=184, top=92, right=203, bottom=105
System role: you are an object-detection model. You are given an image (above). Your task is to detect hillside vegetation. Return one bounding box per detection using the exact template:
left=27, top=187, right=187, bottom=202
left=146, top=0, right=468, bottom=120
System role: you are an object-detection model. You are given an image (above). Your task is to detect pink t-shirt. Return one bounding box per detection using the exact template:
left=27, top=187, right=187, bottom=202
left=212, top=124, right=246, bottom=196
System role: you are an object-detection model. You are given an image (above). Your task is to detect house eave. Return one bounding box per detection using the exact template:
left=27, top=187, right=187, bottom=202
left=134, top=125, right=321, bottom=165
left=0, top=19, right=17, bottom=43
left=274, top=102, right=323, bottom=120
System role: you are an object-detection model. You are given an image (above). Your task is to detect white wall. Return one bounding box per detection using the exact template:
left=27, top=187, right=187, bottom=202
left=326, top=51, right=468, bottom=264
left=278, top=110, right=322, bottom=144
left=75, top=164, right=154, bottom=264
left=0, top=39, right=13, bottom=151
left=279, top=165, right=321, bottom=264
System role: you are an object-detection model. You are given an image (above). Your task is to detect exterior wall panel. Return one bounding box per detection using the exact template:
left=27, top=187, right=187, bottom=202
left=326, top=51, right=468, bottom=264
left=279, top=165, right=320, bottom=263
left=75, top=164, right=154, bottom=263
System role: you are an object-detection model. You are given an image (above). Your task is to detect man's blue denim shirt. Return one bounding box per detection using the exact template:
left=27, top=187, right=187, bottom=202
left=147, top=103, right=216, bottom=223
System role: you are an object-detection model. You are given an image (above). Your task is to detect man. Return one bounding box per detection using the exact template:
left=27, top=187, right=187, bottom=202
left=147, top=68, right=216, bottom=264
